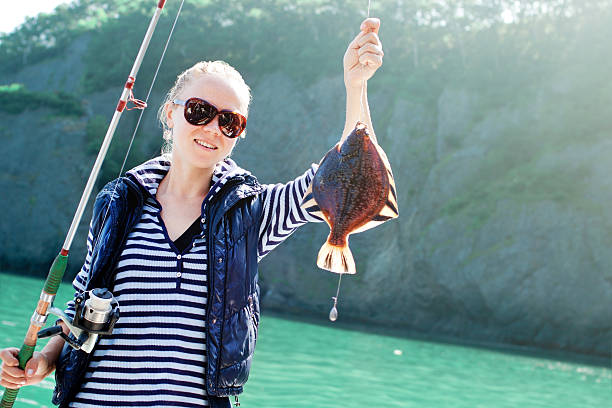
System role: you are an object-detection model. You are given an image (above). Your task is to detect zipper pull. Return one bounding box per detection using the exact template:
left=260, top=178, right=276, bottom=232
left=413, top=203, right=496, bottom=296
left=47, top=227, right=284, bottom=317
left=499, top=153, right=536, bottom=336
left=234, top=396, right=240, bottom=407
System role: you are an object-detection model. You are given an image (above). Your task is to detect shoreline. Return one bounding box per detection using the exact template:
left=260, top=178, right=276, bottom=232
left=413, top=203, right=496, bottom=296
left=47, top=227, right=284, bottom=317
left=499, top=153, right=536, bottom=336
left=263, top=306, right=611, bottom=368
left=1, top=270, right=608, bottom=367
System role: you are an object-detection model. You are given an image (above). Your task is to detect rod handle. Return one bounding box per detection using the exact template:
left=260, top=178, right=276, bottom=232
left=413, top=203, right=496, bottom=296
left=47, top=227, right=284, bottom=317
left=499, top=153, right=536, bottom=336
left=43, top=252, right=68, bottom=295
left=1, top=250, right=68, bottom=406
left=0, top=344, right=35, bottom=407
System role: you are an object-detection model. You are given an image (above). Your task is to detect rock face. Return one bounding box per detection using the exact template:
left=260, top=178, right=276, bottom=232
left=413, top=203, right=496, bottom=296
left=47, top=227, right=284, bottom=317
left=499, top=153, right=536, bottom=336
left=1, top=37, right=610, bottom=358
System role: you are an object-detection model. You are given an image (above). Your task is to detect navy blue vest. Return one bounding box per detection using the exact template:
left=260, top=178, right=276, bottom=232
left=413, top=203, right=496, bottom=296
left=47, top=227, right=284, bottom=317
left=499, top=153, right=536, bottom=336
left=53, top=173, right=264, bottom=408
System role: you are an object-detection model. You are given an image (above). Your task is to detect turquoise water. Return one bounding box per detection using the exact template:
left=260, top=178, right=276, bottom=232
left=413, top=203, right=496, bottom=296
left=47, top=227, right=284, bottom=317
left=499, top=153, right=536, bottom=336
left=0, top=273, right=609, bottom=407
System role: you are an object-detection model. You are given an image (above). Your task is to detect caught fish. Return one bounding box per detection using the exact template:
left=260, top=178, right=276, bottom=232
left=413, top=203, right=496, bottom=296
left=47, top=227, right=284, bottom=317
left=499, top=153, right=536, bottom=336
left=302, top=122, right=399, bottom=274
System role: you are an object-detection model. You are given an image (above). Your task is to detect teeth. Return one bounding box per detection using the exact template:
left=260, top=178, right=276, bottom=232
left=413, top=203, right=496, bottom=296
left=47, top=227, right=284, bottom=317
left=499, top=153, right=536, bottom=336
left=195, top=140, right=217, bottom=149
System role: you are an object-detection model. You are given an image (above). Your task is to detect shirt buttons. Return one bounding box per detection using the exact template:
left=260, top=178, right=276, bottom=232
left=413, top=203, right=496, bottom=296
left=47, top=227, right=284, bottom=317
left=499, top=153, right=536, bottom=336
left=192, top=242, right=196, bottom=247
left=176, top=272, right=182, bottom=278
left=200, top=217, right=206, bottom=223
left=217, top=257, right=223, bottom=264
left=177, top=254, right=182, bottom=260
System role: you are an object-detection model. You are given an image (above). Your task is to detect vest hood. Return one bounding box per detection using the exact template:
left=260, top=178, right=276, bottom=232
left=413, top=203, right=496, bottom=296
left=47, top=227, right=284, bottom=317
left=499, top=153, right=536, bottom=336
left=126, top=156, right=255, bottom=199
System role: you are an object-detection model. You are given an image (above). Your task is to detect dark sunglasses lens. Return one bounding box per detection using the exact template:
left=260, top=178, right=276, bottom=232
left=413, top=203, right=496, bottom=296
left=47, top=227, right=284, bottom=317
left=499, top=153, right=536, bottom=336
left=219, top=113, right=246, bottom=138
left=185, top=99, right=216, bottom=125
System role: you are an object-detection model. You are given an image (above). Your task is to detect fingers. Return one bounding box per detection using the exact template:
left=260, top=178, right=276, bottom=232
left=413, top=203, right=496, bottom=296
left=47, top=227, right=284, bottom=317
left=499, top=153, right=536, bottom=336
left=350, top=31, right=380, bottom=52
left=357, top=36, right=383, bottom=69
left=360, top=17, right=380, bottom=34
left=343, top=18, right=384, bottom=83
left=350, top=14, right=381, bottom=45
left=358, top=42, right=383, bottom=59
left=359, top=52, right=383, bottom=69
left=0, top=348, right=20, bottom=367
left=349, top=33, right=382, bottom=68
left=349, top=30, right=366, bottom=51
left=357, top=32, right=381, bottom=48
left=1, top=368, right=27, bottom=388
left=1, top=348, right=26, bottom=389
left=2, top=364, right=26, bottom=379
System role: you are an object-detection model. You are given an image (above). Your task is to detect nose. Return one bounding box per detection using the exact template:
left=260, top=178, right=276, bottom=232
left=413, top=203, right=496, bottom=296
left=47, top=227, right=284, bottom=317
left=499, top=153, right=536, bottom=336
left=202, top=114, right=222, bottom=136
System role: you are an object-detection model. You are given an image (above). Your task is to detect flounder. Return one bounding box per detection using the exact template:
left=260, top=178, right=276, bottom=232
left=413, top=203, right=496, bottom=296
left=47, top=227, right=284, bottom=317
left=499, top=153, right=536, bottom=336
left=302, top=122, right=399, bottom=274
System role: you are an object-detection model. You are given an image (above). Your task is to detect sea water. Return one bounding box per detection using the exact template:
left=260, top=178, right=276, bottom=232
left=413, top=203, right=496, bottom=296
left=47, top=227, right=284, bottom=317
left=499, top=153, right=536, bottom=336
left=0, top=273, right=609, bottom=408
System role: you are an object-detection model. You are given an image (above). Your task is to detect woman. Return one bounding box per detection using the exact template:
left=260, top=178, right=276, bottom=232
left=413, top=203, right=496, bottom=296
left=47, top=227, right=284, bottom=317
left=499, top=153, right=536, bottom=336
left=1, top=18, right=384, bottom=408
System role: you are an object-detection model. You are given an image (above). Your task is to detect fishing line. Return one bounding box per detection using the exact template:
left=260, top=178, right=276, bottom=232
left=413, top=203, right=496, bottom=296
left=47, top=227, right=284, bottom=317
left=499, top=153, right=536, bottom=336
left=358, top=0, right=371, bottom=123
left=332, top=0, right=372, bottom=322
left=0, top=3, right=181, bottom=407
left=91, top=0, right=186, bottom=252
left=118, top=0, right=186, bottom=178
left=329, top=273, right=342, bottom=321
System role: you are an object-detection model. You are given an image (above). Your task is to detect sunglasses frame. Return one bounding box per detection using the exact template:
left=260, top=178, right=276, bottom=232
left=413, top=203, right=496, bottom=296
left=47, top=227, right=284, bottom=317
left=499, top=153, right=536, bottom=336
left=173, top=97, right=247, bottom=139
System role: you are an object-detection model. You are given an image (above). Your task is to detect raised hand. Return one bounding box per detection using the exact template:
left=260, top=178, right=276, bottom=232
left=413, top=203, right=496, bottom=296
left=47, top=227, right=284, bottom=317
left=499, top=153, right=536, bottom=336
left=343, top=18, right=384, bottom=89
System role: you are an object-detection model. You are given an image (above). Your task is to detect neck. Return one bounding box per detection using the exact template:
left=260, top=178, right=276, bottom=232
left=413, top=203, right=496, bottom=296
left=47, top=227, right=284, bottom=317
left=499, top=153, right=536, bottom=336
left=158, top=156, right=214, bottom=199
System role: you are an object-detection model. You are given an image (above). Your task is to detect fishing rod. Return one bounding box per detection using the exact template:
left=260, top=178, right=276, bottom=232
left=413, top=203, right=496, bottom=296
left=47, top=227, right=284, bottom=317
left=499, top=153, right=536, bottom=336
left=0, top=1, right=172, bottom=406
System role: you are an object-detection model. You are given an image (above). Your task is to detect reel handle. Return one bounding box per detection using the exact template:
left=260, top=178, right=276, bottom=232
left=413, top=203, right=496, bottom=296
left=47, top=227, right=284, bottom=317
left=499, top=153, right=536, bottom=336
left=37, top=325, right=82, bottom=350
left=37, top=326, right=63, bottom=339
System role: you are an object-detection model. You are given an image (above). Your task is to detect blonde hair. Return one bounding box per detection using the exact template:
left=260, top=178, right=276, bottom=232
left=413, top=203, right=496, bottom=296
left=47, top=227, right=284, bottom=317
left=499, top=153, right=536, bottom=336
left=158, top=60, right=252, bottom=155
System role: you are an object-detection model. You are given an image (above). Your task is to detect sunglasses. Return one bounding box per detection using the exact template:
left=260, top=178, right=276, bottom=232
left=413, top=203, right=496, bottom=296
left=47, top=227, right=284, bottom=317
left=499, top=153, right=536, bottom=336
left=173, top=98, right=247, bottom=138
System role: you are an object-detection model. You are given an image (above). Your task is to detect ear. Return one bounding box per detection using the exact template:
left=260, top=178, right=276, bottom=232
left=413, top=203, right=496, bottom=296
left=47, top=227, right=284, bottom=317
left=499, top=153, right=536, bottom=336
left=165, top=102, right=175, bottom=128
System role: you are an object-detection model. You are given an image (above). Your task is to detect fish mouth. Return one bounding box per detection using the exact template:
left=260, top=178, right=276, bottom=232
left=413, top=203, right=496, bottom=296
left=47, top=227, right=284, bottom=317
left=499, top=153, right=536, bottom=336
left=194, top=139, right=218, bottom=150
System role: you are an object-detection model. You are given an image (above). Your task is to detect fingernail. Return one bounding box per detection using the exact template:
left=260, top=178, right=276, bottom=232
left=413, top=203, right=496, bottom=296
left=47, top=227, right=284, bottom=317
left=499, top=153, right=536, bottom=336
left=26, top=369, right=33, bottom=376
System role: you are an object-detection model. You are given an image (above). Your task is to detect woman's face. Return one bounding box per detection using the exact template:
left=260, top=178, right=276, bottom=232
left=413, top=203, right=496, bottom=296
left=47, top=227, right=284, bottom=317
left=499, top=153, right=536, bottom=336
left=166, top=73, right=248, bottom=170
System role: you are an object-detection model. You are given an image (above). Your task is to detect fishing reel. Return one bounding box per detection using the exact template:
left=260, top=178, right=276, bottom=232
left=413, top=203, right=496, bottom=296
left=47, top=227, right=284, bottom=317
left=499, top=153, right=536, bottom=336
left=38, top=288, right=119, bottom=354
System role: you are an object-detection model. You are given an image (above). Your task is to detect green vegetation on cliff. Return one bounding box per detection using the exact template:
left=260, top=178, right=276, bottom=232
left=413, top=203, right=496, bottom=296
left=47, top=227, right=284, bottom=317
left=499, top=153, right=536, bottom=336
left=0, top=84, right=85, bottom=116
left=2, top=0, right=611, bottom=255
left=1, top=0, right=611, bottom=355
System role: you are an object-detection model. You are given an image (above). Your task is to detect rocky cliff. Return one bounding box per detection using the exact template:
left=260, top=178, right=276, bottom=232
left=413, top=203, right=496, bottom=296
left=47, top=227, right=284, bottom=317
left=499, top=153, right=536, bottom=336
left=1, top=29, right=610, bottom=358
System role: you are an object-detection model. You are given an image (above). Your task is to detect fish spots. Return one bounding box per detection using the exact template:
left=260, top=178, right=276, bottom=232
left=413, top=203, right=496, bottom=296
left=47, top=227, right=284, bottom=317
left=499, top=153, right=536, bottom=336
left=301, top=122, right=399, bottom=274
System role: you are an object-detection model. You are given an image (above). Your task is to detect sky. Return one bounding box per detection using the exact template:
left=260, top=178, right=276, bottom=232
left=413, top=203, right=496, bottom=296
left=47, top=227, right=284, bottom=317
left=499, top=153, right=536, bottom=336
left=0, top=0, right=75, bottom=34
left=0, top=0, right=521, bottom=35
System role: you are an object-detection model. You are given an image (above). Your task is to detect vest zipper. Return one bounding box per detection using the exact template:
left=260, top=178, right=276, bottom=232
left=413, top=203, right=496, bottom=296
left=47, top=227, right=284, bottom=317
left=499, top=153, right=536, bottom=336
left=248, top=296, right=258, bottom=328
left=204, top=205, right=214, bottom=393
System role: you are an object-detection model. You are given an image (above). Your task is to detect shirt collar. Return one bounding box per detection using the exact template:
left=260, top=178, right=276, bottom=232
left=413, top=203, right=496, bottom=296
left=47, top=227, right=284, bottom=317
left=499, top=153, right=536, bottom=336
left=126, top=156, right=250, bottom=199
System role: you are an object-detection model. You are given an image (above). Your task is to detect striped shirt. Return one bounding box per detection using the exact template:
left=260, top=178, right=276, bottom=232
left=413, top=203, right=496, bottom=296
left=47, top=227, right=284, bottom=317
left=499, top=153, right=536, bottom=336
left=65, top=156, right=321, bottom=407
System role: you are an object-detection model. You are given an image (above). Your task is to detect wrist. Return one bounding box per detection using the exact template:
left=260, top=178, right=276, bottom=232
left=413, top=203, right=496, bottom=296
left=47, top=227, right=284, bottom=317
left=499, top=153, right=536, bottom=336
left=39, top=351, right=55, bottom=375
left=344, top=80, right=362, bottom=92
left=40, top=336, right=64, bottom=372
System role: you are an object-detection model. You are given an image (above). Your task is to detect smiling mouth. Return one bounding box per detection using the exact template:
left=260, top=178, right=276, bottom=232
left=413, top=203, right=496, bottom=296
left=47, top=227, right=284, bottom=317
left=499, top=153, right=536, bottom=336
left=195, top=139, right=218, bottom=150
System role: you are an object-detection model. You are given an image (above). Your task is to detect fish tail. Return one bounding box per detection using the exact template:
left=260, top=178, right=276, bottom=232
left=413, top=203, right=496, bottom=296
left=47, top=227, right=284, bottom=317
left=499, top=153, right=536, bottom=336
left=317, top=240, right=356, bottom=275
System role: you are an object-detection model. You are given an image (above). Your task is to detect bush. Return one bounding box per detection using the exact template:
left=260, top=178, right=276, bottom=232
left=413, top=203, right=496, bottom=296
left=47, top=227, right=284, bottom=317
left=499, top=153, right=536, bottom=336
left=0, top=83, right=85, bottom=116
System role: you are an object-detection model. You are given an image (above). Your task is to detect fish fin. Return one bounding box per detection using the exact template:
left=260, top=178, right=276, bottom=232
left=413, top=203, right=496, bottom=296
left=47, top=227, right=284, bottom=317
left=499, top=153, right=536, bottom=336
left=350, top=198, right=399, bottom=235
left=301, top=183, right=317, bottom=209
left=373, top=142, right=399, bottom=214
left=380, top=199, right=399, bottom=219
left=374, top=141, right=393, bottom=175
left=301, top=184, right=326, bottom=221
left=351, top=220, right=386, bottom=234
left=387, top=173, right=398, bottom=209
left=317, top=240, right=356, bottom=274
left=305, top=205, right=326, bottom=222
left=301, top=181, right=313, bottom=202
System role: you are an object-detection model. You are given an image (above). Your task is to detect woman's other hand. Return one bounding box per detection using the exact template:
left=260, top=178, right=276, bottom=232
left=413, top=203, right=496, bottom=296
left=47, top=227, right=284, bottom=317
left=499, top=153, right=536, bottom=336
left=0, top=348, right=53, bottom=389
left=343, top=18, right=384, bottom=89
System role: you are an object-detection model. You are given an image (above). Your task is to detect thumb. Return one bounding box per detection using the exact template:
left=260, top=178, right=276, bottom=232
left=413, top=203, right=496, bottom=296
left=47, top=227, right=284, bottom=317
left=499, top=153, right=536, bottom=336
left=360, top=17, right=380, bottom=34
left=24, top=356, right=39, bottom=378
